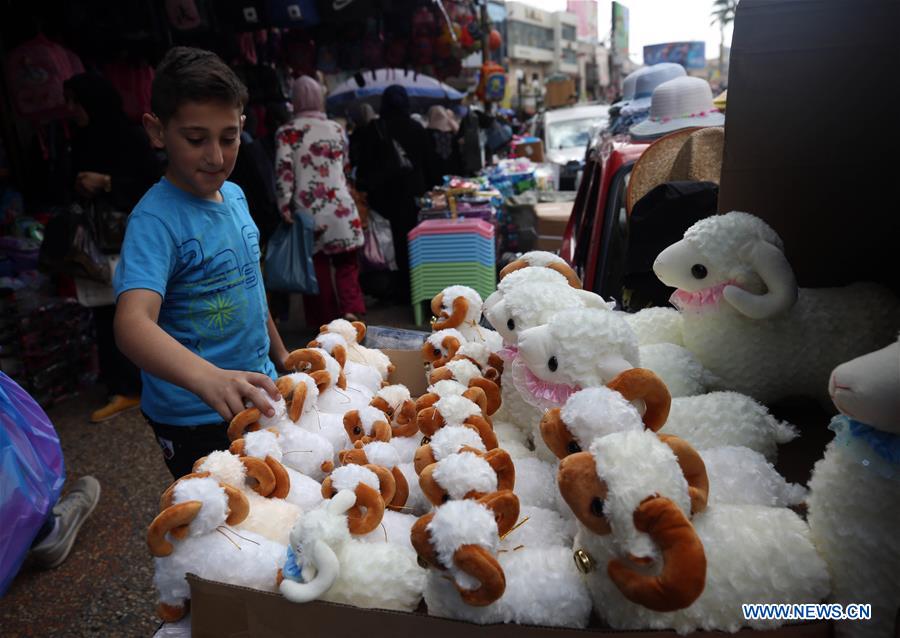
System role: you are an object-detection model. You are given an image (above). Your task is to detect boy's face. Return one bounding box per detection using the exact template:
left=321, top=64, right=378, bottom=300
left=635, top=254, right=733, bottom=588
left=144, top=101, right=244, bottom=201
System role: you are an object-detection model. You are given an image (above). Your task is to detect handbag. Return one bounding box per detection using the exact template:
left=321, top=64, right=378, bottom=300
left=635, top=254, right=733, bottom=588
left=361, top=209, right=397, bottom=272
left=38, top=204, right=112, bottom=284
left=86, top=196, right=128, bottom=254
left=264, top=210, right=318, bottom=293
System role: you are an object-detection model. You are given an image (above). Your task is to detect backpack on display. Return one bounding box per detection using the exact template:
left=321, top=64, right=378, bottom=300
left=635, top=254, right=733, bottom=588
left=165, top=0, right=211, bottom=31
left=267, top=0, right=319, bottom=28
left=5, top=34, right=84, bottom=121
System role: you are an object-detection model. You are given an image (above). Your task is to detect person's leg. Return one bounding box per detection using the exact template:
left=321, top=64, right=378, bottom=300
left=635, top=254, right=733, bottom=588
left=30, top=476, right=101, bottom=569
left=146, top=416, right=231, bottom=480
left=303, top=251, right=339, bottom=326
left=90, top=305, right=141, bottom=423
left=332, top=250, right=366, bottom=318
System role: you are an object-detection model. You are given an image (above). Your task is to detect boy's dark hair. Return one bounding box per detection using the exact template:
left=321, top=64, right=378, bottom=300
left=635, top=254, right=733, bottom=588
left=151, top=47, right=248, bottom=123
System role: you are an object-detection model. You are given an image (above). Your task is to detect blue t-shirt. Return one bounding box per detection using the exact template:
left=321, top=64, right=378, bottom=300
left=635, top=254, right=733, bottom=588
left=114, top=178, right=276, bottom=425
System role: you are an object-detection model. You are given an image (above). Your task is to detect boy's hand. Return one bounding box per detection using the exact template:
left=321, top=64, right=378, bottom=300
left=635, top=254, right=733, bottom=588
left=196, top=368, right=281, bottom=422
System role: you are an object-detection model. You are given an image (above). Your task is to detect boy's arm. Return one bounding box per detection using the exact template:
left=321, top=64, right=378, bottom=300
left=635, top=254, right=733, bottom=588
left=114, top=289, right=278, bottom=420
left=267, top=313, right=290, bottom=373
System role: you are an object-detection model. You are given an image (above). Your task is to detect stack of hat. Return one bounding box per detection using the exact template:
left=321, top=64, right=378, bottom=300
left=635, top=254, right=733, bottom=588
left=607, top=63, right=686, bottom=136
left=629, top=76, right=725, bottom=141
left=407, top=218, right=495, bottom=325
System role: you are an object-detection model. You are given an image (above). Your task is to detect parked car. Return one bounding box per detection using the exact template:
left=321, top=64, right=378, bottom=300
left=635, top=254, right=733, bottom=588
left=533, top=104, right=610, bottom=190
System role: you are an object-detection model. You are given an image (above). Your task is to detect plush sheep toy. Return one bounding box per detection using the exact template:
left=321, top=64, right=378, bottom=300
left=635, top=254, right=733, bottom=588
left=653, top=211, right=900, bottom=405
left=498, top=250, right=583, bottom=288
left=315, top=319, right=394, bottom=381
left=808, top=337, right=900, bottom=638
left=421, top=328, right=466, bottom=370
left=279, top=489, right=425, bottom=611
left=411, top=491, right=593, bottom=628
left=431, top=286, right=504, bottom=352
left=558, top=430, right=830, bottom=633
left=518, top=308, right=797, bottom=460
left=417, top=392, right=498, bottom=450
left=149, top=475, right=284, bottom=622
left=286, top=347, right=370, bottom=414
left=369, top=384, right=420, bottom=462
left=308, top=332, right=381, bottom=397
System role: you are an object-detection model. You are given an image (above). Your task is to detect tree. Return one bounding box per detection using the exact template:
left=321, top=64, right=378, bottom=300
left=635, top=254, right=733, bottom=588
left=710, top=0, right=739, bottom=84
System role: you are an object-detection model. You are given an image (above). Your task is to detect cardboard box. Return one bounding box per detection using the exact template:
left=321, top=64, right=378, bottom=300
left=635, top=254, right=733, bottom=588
left=383, top=348, right=428, bottom=397
left=545, top=77, right=576, bottom=109
left=512, top=139, right=545, bottom=163
left=535, top=201, right=573, bottom=237
left=187, top=574, right=833, bottom=638
left=535, top=235, right=562, bottom=251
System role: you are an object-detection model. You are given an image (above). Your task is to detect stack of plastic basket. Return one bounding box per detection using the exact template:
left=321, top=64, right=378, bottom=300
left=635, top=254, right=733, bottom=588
left=408, top=218, right=495, bottom=326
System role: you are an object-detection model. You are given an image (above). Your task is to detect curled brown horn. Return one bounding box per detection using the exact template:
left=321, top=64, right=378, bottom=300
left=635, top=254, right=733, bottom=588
left=365, top=464, right=397, bottom=505
left=265, top=456, right=291, bottom=499
left=289, top=381, right=308, bottom=423
left=658, top=434, right=709, bottom=515
left=351, top=321, right=366, bottom=343
left=468, top=378, right=501, bottom=415
left=547, top=261, right=583, bottom=288
left=606, top=368, right=671, bottom=432
left=453, top=544, right=506, bottom=606
left=415, top=392, right=441, bottom=413
left=392, top=399, right=419, bottom=438
left=339, top=445, right=369, bottom=466
left=418, top=463, right=448, bottom=506
left=310, top=370, right=331, bottom=392
left=228, top=408, right=261, bottom=442
left=337, top=370, right=347, bottom=390
left=321, top=476, right=335, bottom=499
left=607, top=496, right=706, bottom=612
left=159, top=472, right=211, bottom=512
left=539, top=408, right=581, bottom=460
left=410, top=512, right=443, bottom=569
left=498, top=259, right=528, bottom=281
left=464, top=415, right=498, bottom=450
left=483, top=449, right=515, bottom=492
left=388, top=466, right=409, bottom=510
left=487, top=353, right=505, bottom=377
left=229, top=439, right=246, bottom=456
left=432, top=296, right=469, bottom=331
left=417, top=407, right=446, bottom=437
left=306, top=339, right=321, bottom=348
left=275, top=376, right=295, bottom=399
left=147, top=501, right=202, bottom=557
left=462, top=386, right=488, bottom=415
left=477, top=490, right=520, bottom=537
left=370, top=419, right=393, bottom=443
left=348, top=482, right=385, bottom=534
left=285, top=349, right=326, bottom=373
left=242, top=456, right=276, bottom=496
left=222, top=484, right=250, bottom=525
left=332, top=344, right=347, bottom=369
left=428, top=367, right=454, bottom=384
left=557, top=452, right=612, bottom=535
left=414, top=444, right=437, bottom=475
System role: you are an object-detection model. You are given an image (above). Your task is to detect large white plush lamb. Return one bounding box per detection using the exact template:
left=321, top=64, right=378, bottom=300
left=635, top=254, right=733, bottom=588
left=808, top=338, right=900, bottom=638
left=557, top=430, right=830, bottom=633
left=148, top=476, right=284, bottom=622
left=652, top=211, right=900, bottom=405
left=279, top=490, right=425, bottom=611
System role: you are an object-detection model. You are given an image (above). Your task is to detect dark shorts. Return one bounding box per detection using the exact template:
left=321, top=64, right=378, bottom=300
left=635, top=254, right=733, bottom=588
left=143, top=412, right=230, bottom=480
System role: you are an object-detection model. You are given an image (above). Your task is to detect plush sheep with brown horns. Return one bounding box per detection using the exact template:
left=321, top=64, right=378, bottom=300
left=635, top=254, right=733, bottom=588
left=411, top=491, right=592, bottom=627
left=280, top=489, right=425, bottom=611
left=286, top=347, right=369, bottom=413
left=149, top=475, right=285, bottom=622
left=558, top=429, right=829, bottom=633
left=369, top=384, right=420, bottom=462
left=418, top=447, right=515, bottom=506
left=316, top=319, right=394, bottom=380
left=653, top=211, right=900, bottom=405
left=320, top=464, right=396, bottom=535
left=431, top=286, right=503, bottom=352
left=498, top=250, right=582, bottom=288
left=421, top=328, right=465, bottom=369
left=416, top=391, right=498, bottom=450
left=308, top=331, right=381, bottom=397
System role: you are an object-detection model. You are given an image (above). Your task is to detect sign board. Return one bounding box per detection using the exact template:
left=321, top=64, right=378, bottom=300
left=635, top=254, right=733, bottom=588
left=643, top=41, right=706, bottom=69
left=568, top=0, right=598, bottom=41
left=611, top=1, right=629, bottom=56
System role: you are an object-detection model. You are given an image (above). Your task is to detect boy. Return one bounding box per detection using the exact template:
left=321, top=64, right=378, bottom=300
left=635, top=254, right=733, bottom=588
left=114, top=47, right=289, bottom=479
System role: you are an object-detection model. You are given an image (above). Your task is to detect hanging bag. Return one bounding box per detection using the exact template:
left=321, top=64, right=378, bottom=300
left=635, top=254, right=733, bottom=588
left=360, top=208, right=397, bottom=272
left=264, top=210, right=319, bottom=293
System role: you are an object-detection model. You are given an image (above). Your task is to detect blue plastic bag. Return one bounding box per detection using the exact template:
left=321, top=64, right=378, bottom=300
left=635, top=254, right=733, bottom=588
left=0, top=372, right=65, bottom=595
left=264, top=211, right=318, bottom=294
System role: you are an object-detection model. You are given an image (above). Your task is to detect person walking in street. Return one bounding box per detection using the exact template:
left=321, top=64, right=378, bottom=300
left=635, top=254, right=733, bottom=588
left=275, top=75, right=366, bottom=325
left=63, top=72, right=162, bottom=423
left=425, top=105, right=461, bottom=187
left=354, top=84, right=434, bottom=301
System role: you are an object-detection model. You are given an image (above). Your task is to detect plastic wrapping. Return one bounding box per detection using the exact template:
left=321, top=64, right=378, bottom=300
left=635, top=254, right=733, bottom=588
left=0, top=372, right=66, bottom=595
left=264, top=212, right=318, bottom=293
left=361, top=209, right=397, bottom=272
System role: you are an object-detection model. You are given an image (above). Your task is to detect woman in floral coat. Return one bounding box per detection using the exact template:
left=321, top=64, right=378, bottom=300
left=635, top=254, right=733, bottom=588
left=275, top=76, right=365, bottom=324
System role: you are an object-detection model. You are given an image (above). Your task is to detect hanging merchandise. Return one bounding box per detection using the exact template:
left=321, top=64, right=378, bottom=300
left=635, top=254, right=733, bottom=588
left=165, top=0, right=212, bottom=31
left=4, top=34, right=85, bottom=121
left=220, top=1, right=269, bottom=30
left=489, top=29, right=502, bottom=51
left=103, top=61, right=155, bottom=123
left=315, top=0, right=369, bottom=24
left=281, top=32, right=317, bottom=77
left=477, top=61, right=507, bottom=103
left=337, top=21, right=366, bottom=71
left=267, top=0, right=319, bottom=28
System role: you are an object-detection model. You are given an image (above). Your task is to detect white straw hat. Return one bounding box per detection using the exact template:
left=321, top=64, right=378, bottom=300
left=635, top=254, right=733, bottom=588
left=623, top=63, right=686, bottom=113
left=629, top=76, right=725, bottom=141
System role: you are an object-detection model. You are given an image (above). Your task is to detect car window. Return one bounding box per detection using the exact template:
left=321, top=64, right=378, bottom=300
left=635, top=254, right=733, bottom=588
left=548, top=117, right=607, bottom=150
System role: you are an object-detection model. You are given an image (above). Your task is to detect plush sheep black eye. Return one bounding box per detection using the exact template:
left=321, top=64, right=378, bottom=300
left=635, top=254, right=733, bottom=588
left=691, top=264, right=708, bottom=279
left=353, top=426, right=362, bottom=435
left=566, top=440, right=582, bottom=454
left=433, top=348, right=441, bottom=357
left=441, top=494, right=450, bottom=503
left=507, top=318, right=515, bottom=331
left=590, top=497, right=604, bottom=517
left=548, top=356, right=558, bottom=372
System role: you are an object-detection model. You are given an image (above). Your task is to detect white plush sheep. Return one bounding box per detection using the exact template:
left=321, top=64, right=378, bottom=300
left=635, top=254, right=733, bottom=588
left=653, top=211, right=900, bottom=405
left=498, top=250, right=583, bottom=288
left=148, top=476, right=284, bottom=622
left=279, top=489, right=425, bottom=611
left=369, top=384, right=419, bottom=462
left=421, top=328, right=466, bottom=369
left=309, top=331, right=381, bottom=397
left=808, top=338, right=900, bottom=638
left=316, top=319, right=394, bottom=381
left=557, top=430, right=830, bottom=633
left=412, top=493, right=592, bottom=628
left=431, top=285, right=503, bottom=352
